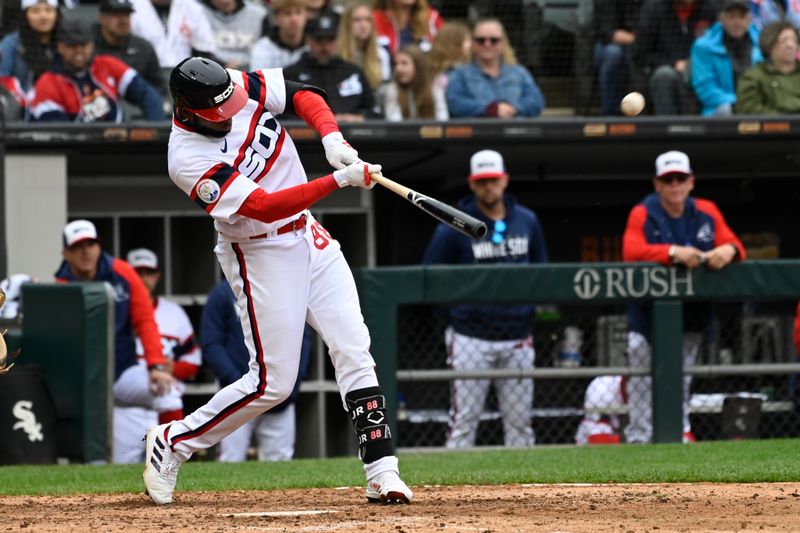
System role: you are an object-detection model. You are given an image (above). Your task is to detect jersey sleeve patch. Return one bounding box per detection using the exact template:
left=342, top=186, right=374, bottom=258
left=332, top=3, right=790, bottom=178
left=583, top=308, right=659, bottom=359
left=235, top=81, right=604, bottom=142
left=190, top=163, right=237, bottom=212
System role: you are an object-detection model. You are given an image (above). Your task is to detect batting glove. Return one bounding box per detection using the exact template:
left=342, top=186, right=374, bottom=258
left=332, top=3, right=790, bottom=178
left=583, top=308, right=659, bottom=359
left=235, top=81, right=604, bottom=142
left=333, top=161, right=380, bottom=190
left=321, top=132, right=359, bottom=170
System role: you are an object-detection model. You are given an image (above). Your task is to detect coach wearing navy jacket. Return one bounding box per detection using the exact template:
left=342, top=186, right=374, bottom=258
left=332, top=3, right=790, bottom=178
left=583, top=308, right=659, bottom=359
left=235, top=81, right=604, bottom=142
left=622, top=150, right=746, bottom=444
left=423, top=149, right=549, bottom=449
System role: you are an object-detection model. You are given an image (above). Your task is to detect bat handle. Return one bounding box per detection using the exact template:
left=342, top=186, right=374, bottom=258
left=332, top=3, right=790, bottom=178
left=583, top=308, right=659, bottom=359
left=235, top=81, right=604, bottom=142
left=370, top=172, right=411, bottom=198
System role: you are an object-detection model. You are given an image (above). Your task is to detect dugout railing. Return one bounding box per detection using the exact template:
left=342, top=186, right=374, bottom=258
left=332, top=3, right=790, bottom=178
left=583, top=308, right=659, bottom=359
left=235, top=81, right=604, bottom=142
left=356, top=260, right=800, bottom=446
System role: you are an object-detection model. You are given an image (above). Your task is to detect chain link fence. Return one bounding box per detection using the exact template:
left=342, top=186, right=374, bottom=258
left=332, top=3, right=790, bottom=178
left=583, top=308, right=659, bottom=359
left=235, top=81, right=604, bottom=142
left=395, top=300, right=799, bottom=448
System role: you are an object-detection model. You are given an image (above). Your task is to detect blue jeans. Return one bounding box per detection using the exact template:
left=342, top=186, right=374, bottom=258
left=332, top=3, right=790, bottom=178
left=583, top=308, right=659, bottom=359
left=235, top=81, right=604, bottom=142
left=594, top=42, right=628, bottom=116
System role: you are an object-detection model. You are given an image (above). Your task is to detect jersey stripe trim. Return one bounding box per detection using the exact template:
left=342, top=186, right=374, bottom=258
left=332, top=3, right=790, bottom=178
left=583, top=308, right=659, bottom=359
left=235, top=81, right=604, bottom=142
left=254, top=127, right=286, bottom=184
left=169, top=243, right=267, bottom=449
left=234, top=75, right=267, bottom=170
left=190, top=164, right=238, bottom=213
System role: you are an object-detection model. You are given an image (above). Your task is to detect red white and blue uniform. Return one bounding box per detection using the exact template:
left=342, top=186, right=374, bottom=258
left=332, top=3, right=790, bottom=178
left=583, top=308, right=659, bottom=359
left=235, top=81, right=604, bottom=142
left=622, top=192, right=745, bottom=443
left=29, top=55, right=163, bottom=122
left=164, top=68, right=384, bottom=468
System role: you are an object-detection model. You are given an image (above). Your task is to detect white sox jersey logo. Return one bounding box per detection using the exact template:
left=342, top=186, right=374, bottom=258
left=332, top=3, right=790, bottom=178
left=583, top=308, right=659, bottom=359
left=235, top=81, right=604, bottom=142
left=196, top=179, right=221, bottom=203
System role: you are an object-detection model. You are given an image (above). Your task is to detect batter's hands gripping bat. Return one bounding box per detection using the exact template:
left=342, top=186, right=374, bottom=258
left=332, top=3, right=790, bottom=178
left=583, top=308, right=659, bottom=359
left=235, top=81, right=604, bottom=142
left=370, top=173, right=487, bottom=239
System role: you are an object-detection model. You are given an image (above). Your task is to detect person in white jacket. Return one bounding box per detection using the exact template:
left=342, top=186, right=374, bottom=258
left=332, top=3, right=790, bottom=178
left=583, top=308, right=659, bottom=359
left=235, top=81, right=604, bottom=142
left=129, top=0, right=217, bottom=67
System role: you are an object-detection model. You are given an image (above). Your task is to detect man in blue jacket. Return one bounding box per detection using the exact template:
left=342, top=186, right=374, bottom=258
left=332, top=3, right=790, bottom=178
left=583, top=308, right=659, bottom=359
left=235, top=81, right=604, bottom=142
left=691, top=0, right=762, bottom=116
left=202, top=279, right=311, bottom=461
left=422, top=149, right=549, bottom=448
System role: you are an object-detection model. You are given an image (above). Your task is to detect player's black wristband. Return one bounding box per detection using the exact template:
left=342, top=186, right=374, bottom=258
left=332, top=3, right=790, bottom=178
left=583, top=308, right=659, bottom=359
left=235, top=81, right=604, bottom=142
left=148, top=364, right=166, bottom=372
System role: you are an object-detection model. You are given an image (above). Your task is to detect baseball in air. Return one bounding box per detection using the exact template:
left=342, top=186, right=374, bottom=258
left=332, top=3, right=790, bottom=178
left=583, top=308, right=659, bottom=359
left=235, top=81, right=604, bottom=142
left=620, top=92, right=645, bottom=116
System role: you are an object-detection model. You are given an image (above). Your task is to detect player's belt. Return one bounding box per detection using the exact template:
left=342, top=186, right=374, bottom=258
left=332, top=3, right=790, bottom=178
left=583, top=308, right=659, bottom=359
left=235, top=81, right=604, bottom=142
left=249, top=214, right=307, bottom=240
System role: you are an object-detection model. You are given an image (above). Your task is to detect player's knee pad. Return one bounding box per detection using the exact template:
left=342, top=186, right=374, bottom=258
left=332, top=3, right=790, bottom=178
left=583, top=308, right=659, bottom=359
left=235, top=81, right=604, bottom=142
left=345, top=386, right=393, bottom=464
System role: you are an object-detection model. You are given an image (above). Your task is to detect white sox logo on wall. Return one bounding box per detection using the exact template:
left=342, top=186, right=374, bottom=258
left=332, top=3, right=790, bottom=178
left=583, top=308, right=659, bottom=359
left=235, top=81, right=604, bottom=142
left=573, top=266, right=695, bottom=300
left=196, top=179, right=221, bottom=204
left=12, top=400, right=43, bottom=442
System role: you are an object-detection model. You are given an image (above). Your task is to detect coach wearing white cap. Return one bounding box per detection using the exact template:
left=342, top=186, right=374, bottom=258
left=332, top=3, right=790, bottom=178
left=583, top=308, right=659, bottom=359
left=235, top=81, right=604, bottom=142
left=621, top=150, right=746, bottom=444
left=55, top=220, right=179, bottom=462
left=423, top=149, right=549, bottom=449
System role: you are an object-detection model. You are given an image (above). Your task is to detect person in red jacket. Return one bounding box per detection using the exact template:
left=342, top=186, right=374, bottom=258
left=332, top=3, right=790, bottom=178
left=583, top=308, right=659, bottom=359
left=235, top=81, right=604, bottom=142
left=372, top=0, right=443, bottom=54
left=55, top=219, right=177, bottom=463
left=29, top=17, right=163, bottom=122
left=622, top=150, right=745, bottom=444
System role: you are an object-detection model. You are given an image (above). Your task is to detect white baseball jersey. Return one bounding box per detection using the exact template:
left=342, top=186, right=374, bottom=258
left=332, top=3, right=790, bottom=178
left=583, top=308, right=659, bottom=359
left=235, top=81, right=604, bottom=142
left=136, top=298, right=201, bottom=367
left=168, top=68, right=309, bottom=242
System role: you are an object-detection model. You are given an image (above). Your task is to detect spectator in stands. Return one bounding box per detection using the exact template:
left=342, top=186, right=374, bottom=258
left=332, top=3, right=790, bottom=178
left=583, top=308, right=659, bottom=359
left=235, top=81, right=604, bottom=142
left=0, top=0, right=61, bottom=91
left=384, top=44, right=447, bottom=120
left=303, top=0, right=330, bottom=19
left=736, top=21, right=800, bottom=113
left=202, top=279, right=312, bottom=461
left=423, top=149, right=549, bottom=449
left=622, top=150, right=746, bottom=444
left=30, top=18, right=163, bottom=122
left=283, top=11, right=379, bottom=121
left=337, top=1, right=391, bottom=91
left=129, top=0, right=217, bottom=68
left=55, top=220, right=177, bottom=463
left=372, top=0, right=443, bottom=54
left=691, top=0, right=762, bottom=116
left=750, top=0, right=800, bottom=30
left=445, top=18, right=544, bottom=118
left=201, top=0, right=266, bottom=70
left=127, top=248, right=201, bottom=424
left=249, top=0, right=308, bottom=71
left=427, top=20, right=470, bottom=90
left=594, top=0, right=645, bottom=115
left=632, top=0, right=718, bottom=115
left=94, top=0, right=164, bottom=97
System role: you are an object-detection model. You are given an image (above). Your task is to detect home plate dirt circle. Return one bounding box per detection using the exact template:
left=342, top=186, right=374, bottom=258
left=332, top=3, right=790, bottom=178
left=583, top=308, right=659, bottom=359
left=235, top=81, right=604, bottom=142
left=1, top=483, right=798, bottom=532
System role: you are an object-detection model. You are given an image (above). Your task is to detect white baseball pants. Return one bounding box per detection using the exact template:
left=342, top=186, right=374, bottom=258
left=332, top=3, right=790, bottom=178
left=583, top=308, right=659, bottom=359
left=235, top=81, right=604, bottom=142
left=168, top=215, right=378, bottom=461
left=624, top=331, right=699, bottom=443
left=445, top=327, right=535, bottom=448
left=217, top=404, right=296, bottom=462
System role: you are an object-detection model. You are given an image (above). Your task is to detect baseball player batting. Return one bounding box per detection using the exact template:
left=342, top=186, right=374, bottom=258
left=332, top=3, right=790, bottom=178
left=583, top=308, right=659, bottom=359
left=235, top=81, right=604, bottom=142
left=143, top=57, right=412, bottom=505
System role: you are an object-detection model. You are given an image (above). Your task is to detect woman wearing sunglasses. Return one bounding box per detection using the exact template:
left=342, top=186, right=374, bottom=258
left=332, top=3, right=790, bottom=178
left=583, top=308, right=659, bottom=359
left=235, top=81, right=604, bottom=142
left=422, top=149, right=549, bottom=449
left=445, top=17, right=544, bottom=118
left=622, top=150, right=746, bottom=444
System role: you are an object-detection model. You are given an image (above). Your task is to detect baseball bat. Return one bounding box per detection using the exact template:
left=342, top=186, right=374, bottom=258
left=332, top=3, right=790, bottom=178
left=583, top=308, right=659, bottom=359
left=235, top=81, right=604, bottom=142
left=370, top=173, right=487, bottom=239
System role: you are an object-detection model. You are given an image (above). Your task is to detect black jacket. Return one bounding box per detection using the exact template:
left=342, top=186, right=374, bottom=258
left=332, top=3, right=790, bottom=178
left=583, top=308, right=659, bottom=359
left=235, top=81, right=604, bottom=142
left=94, top=31, right=164, bottom=95
left=595, top=0, right=645, bottom=44
left=283, top=53, right=378, bottom=117
left=632, top=0, right=718, bottom=70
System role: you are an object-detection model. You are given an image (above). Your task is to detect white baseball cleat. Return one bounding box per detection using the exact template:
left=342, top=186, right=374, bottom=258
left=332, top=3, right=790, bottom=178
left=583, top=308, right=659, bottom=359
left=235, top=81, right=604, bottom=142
left=365, top=470, right=413, bottom=504
left=142, top=423, right=181, bottom=505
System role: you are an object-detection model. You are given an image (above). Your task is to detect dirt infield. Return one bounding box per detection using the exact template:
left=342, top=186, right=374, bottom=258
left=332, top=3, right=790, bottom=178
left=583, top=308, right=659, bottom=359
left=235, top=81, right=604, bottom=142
left=2, top=483, right=799, bottom=532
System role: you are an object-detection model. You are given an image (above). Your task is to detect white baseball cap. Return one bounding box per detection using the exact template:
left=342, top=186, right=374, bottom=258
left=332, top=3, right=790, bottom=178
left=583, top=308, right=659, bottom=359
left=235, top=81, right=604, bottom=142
left=127, top=248, right=159, bottom=270
left=63, top=219, right=99, bottom=248
left=655, top=150, right=692, bottom=177
left=469, top=149, right=508, bottom=181
left=21, top=0, right=58, bottom=10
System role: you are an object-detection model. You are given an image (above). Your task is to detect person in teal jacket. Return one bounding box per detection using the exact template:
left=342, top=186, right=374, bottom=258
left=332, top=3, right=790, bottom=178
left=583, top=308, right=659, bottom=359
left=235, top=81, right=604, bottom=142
left=691, top=0, right=762, bottom=116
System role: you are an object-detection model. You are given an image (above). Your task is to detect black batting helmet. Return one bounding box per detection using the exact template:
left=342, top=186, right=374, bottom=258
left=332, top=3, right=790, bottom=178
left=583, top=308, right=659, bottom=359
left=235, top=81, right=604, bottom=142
left=170, top=57, right=248, bottom=122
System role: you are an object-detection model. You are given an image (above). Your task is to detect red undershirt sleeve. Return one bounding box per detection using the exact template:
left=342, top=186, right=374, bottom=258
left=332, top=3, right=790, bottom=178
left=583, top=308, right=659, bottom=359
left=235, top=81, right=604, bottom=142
left=236, top=174, right=338, bottom=223
left=292, top=90, right=340, bottom=138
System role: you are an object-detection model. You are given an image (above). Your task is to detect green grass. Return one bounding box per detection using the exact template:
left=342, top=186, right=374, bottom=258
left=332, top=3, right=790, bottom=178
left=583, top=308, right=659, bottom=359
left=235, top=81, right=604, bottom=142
left=1, top=439, right=798, bottom=496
